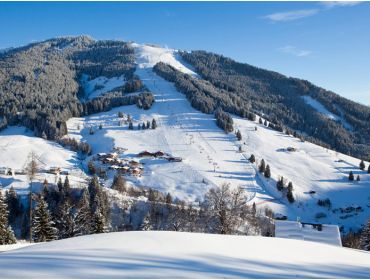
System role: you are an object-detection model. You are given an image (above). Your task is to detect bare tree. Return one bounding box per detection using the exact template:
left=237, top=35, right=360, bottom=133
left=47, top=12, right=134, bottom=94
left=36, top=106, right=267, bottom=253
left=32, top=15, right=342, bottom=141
left=25, top=151, right=40, bottom=242
left=202, top=183, right=248, bottom=234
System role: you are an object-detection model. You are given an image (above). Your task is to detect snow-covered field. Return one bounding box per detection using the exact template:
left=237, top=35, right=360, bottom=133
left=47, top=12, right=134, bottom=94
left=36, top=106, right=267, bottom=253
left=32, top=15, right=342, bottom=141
left=0, top=126, right=87, bottom=194
left=80, top=74, right=126, bottom=100
left=0, top=231, right=369, bottom=278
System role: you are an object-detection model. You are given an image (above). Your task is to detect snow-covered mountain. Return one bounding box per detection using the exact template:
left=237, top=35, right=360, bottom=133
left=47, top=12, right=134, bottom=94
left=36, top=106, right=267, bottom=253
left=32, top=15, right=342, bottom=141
left=0, top=42, right=369, bottom=234
left=0, top=231, right=369, bottom=278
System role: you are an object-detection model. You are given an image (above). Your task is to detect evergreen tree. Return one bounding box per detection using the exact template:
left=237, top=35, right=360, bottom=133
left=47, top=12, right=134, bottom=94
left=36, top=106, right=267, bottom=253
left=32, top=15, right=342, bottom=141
left=259, top=117, right=263, bottom=124
left=165, top=193, right=172, bottom=207
left=276, top=177, right=284, bottom=191
left=146, top=120, right=151, bottom=129
left=89, top=127, right=95, bottom=135
left=151, top=118, right=157, bottom=129
left=287, top=182, right=295, bottom=203
left=349, top=171, right=354, bottom=181
left=91, top=209, right=107, bottom=234
left=356, top=175, right=360, bottom=182
left=359, top=160, right=365, bottom=170
left=128, top=121, right=133, bottom=130
left=0, top=192, right=16, bottom=245
left=140, top=212, right=152, bottom=231
left=142, top=122, right=146, bottom=129
left=88, top=160, right=96, bottom=175
left=264, top=164, right=271, bottom=178
left=32, top=198, right=58, bottom=242
left=259, top=159, right=266, bottom=173
left=252, top=202, right=257, bottom=216
left=111, top=172, right=126, bottom=193
left=57, top=177, right=63, bottom=193
left=118, top=111, right=124, bottom=118
left=236, top=130, right=242, bottom=141
left=63, top=176, right=70, bottom=193
left=137, top=123, right=141, bottom=130
left=264, top=119, right=268, bottom=126
left=368, top=165, right=370, bottom=174
left=55, top=200, right=75, bottom=239
left=360, top=218, right=370, bottom=251
left=99, top=123, right=103, bottom=130
left=248, top=154, right=255, bottom=163
left=74, top=190, right=91, bottom=236
left=5, top=186, right=21, bottom=224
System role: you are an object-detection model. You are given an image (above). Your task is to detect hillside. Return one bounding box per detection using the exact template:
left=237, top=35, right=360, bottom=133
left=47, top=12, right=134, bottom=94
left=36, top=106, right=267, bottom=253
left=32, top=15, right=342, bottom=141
left=0, top=37, right=369, bottom=237
left=0, top=231, right=369, bottom=278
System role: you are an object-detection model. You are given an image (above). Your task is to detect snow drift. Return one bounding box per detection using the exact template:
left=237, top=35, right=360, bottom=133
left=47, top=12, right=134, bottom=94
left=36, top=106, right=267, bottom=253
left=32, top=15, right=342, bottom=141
left=0, top=231, right=369, bottom=278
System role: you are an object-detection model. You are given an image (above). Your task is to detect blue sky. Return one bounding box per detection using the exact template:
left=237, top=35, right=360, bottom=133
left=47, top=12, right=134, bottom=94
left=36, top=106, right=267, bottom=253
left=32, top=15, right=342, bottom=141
left=0, top=1, right=369, bottom=105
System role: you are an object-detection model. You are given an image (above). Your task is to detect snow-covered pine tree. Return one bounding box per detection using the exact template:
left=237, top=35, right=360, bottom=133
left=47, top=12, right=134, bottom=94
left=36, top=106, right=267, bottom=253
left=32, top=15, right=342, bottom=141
left=111, top=172, right=126, bottom=193
left=359, top=160, right=365, bottom=170
left=151, top=118, right=157, bottom=129
left=32, top=198, right=58, bottom=242
left=360, top=218, right=370, bottom=251
left=276, top=176, right=284, bottom=191
left=63, top=176, right=70, bottom=193
left=140, top=212, right=153, bottom=231
left=259, top=159, right=266, bottom=173
left=91, top=209, right=107, bottom=234
left=236, top=130, right=242, bottom=141
left=55, top=200, right=75, bottom=239
left=74, top=190, right=91, bottom=236
left=287, top=182, right=295, bottom=203
left=264, top=164, right=271, bottom=178
left=5, top=186, right=21, bottom=224
left=349, top=171, right=354, bottom=181
left=0, top=192, right=16, bottom=245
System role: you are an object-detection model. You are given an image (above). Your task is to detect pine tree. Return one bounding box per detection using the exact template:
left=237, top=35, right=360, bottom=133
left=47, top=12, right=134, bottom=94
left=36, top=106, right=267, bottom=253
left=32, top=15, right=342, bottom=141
left=89, top=127, right=95, bottom=135
left=264, top=119, right=268, bottom=126
left=252, top=202, right=257, bottom=216
left=140, top=212, right=152, bottom=231
left=146, top=120, right=151, bottom=129
left=74, top=190, right=91, bottom=236
left=91, top=209, right=107, bottom=234
left=264, top=164, right=271, bottom=178
left=5, top=186, right=21, bottom=224
left=349, top=171, right=354, bottom=181
left=236, top=130, right=242, bottom=141
left=356, top=175, right=360, bottom=182
left=138, top=123, right=141, bottom=130
left=259, top=117, right=263, bottom=124
left=165, top=193, right=172, bottom=206
left=259, top=159, right=266, bottom=173
left=57, top=177, right=63, bottom=193
left=151, top=118, right=157, bottom=129
left=0, top=192, right=16, bottom=245
left=276, top=177, right=284, bottom=191
left=63, top=176, right=70, bottom=193
left=360, top=218, right=370, bottom=251
left=359, top=160, right=365, bottom=170
left=248, top=154, right=255, bottom=163
left=32, top=198, right=58, bottom=242
left=111, top=172, right=126, bottom=193
left=88, top=160, right=96, bottom=175
left=287, top=182, right=295, bottom=203
left=128, top=121, right=133, bottom=130
left=55, top=200, right=75, bottom=239
left=368, top=165, right=370, bottom=174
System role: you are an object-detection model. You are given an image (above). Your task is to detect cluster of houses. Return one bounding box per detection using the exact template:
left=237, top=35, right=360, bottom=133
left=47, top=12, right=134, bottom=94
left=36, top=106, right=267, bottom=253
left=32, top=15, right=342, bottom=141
left=137, top=150, right=182, bottom=162
left=96, top=152, right=144, bottom=177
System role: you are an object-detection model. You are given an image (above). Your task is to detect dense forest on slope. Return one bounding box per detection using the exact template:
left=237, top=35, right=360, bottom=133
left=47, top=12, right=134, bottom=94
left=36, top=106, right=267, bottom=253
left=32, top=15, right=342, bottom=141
left=178, top=51, right=370, bottom=159
left=0, top=36, right=151, bottom=140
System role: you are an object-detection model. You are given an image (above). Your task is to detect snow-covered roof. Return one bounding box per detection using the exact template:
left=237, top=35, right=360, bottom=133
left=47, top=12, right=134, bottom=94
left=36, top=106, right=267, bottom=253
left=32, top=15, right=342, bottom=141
left=275, top=220, right=342, bottom=247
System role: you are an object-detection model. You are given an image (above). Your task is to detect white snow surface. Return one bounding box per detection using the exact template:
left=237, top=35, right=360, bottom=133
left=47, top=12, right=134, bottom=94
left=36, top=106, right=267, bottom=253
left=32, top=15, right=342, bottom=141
left=0, top=231, right=369, bottom=278
left=81, top=74, right=126, bottom=100
left=275, top=220, right=342, bottom=246
left=0, top=126, right=87, bottom=194
left=65, top=43, right=370, bottom=231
